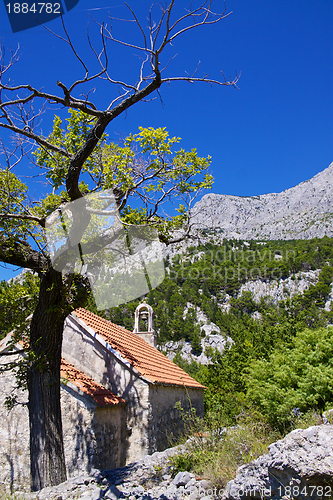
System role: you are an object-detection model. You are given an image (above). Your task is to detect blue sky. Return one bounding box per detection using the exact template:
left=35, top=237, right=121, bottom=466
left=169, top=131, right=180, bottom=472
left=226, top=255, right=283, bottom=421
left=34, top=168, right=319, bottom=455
left=0, top=0, right=332, bottom=279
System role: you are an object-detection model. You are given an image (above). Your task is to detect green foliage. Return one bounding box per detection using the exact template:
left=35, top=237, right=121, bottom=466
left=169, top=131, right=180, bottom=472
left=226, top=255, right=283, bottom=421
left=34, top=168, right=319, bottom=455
left=33, top=114, right=213, bottom=240
left=0, top=169, right=38, bottom=242
left=246, top=327, right=333, bottom=428
left=33, top=110, right=102, bottom=190
left=172, top=355, right=203, bottom=380
left=0, top=272, right=39, bottom=340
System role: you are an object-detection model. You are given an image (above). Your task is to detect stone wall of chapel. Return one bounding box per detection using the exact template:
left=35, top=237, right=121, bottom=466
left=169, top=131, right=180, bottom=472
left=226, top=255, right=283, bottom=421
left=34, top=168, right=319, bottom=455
left=61, top=384, right=125, bottom=474
left=62, top=316, right=151, bottom=463
left=148, top=385, right=204, bottom=453
left=0, top=355, right=125, bottom=492
left=0, top=357, right=30, bottom=492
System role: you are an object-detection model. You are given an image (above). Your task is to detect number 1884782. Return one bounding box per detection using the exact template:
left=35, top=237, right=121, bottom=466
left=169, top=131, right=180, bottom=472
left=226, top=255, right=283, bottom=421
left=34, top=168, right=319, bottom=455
left=278, top=485, right=332, bottom=497
left=6, top=3, right=61, bottom=14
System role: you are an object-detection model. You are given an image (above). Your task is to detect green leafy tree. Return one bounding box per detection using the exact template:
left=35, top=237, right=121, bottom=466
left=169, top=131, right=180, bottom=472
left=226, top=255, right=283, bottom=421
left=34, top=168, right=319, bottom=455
left=0, top=272, right=39, bottom=340
left=246, top=327, right=333, bottom=428
left=0, top=2, right=238, bottom=489
left=0, top=118, right=213, bottom=488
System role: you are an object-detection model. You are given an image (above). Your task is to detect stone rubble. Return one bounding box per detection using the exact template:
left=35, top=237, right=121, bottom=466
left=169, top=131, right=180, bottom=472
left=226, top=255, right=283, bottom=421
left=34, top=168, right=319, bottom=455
left=19, top=443, right=215, bottom=500
left=11, top=424, right=333, bottom=500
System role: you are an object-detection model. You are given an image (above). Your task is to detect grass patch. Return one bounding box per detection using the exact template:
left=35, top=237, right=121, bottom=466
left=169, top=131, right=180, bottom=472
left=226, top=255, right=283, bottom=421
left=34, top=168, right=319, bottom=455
left=169, top=407, right=328, bottom=490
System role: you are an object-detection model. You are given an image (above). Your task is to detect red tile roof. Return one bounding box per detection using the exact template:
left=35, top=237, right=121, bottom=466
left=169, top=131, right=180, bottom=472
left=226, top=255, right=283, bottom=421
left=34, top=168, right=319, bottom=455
left=0, top=333, right=126, bottom=406
left=0, top=335, right=123, bottom=408
left=60, top=358, right=125, bottom=407
left=73, top=308, right=205, bottom=390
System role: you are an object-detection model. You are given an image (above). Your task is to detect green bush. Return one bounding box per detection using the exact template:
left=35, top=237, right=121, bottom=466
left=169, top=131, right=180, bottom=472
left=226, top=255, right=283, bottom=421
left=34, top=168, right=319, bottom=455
left=246, top=326, right=333, bottom=428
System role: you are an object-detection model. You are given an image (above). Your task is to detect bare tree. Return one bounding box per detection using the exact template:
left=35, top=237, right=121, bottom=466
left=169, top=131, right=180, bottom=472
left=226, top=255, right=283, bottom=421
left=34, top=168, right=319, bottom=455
left=0, top=1, right=238, bottom=491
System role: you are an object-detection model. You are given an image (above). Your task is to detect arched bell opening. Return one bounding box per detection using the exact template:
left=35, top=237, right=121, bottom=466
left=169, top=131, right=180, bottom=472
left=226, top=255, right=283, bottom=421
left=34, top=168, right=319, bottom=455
left=133, top=302, right=156, bottom=347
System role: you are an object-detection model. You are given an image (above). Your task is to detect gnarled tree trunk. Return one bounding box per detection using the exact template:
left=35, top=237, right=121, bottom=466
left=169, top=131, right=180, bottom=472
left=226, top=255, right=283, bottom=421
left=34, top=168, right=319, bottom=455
left=28, top=268, right=68, bottom=491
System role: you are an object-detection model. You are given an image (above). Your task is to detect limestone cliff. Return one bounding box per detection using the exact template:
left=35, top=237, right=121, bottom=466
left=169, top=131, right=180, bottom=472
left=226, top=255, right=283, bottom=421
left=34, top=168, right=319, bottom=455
left=191, top=162, right=333, bottom=240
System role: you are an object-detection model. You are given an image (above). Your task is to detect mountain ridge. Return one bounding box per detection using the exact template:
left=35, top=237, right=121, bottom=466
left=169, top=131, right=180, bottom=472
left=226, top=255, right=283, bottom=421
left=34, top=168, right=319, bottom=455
left=191, top=162, right=333, bottom=240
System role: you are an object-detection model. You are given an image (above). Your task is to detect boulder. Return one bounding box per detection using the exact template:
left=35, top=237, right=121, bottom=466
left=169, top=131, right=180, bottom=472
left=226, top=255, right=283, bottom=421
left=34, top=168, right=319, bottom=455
left=222, top=424, right=333, bottom=500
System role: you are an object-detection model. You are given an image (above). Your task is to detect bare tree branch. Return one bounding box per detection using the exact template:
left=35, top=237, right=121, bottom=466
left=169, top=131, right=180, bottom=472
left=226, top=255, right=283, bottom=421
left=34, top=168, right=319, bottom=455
left=0, top=122, right=72, bottom=158
left=161, top=74, right=239, bottom=86
left=124, top=3, right=148, bottom=49
left=66, top=75, right=162, bottom=200
left=0, top=84, right=102, bottom=116
left=0, top=137, right=25, bottom=170
left=102, top=26, right=153, bottom=55
left=164, top=2, right=230, bottom=46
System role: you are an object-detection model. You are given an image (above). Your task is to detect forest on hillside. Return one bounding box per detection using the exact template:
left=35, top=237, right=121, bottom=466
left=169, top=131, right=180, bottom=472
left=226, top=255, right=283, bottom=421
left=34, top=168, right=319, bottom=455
left=2, top=236, right=333, bottom=431
left=103, top=236, right=333, bottom=430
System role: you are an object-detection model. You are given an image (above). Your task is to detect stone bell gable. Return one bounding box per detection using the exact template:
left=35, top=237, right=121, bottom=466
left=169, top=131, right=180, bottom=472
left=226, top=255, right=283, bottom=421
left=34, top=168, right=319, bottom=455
left=133, top=301, right=157, bottom=347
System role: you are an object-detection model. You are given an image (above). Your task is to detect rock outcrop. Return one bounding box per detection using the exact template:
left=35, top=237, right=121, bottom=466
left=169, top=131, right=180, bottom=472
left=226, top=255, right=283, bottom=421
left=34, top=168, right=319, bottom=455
left=191, top=162, right=333, bottom=240
left=162, top=303, right=232, bottom=365
left=164, top=333, right=230, bottom=365
left=238, top=270, right=321, bottom=304
left=18, top=443, right=213, bottom=500
left=223, top=424, right=333, bottom=500
left=10, top=425, right=333, bottom=500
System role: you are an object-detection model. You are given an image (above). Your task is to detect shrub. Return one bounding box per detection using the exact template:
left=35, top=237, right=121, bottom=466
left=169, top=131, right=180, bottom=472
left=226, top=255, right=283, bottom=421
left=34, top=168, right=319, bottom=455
left=246, top=326, right=333, bottom=429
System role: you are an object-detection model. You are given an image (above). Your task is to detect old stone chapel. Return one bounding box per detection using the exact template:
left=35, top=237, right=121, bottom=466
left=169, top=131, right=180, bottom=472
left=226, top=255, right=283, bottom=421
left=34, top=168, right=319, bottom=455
left=0, top=303, right=204, bottom=490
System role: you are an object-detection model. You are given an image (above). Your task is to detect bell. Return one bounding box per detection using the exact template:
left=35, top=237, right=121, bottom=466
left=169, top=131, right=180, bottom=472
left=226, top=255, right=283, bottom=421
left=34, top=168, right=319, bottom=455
left=140, top=310, right=148, bottom=321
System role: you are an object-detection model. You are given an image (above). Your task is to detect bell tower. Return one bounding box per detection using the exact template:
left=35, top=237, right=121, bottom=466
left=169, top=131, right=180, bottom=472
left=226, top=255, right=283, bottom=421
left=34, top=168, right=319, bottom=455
left=133, top=302, right=156, bottom=347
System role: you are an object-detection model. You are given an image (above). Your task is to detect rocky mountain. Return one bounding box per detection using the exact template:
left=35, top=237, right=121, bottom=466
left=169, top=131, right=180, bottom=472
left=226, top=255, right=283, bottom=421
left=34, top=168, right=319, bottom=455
left=191, top=162, right=333, bottom=240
